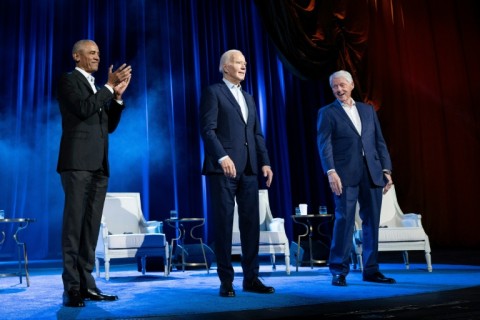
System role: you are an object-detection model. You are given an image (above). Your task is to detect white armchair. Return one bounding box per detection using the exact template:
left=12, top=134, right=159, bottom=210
left=353, top=185, right=432, bottom=272
left=95, top=193, right=169, bottom=280
left=232, top=189, right=291, bottom=274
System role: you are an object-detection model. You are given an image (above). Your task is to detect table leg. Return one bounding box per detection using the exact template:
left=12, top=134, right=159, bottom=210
left=190, top=223, right=209, bottom=273
left=13, top=222, right=30, bottom=287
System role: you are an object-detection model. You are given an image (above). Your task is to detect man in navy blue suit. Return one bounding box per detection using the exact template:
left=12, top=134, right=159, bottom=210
left=200, top=49, right=275, bottom=297
left=317, top=70, right=396, bottom=286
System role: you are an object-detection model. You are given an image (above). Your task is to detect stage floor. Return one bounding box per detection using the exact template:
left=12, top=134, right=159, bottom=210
left=1, top=250, right=479, bottom=319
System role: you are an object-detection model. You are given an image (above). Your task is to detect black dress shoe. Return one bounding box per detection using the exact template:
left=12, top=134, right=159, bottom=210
left=81, top=288, right=118, bottom=301
left=332, top=275, right=347, bottom=286
left=63, top=289, right=85, bottom=307
left=243, top=278, right=275, bottom=294
left=363, top=272, right=396, bottom=284
left=219, top=282, right=236, bottom=297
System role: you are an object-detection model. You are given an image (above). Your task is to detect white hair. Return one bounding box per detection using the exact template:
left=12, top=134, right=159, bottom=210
left=218, top=49, right=243, bottom=73
left=329, top=70, right=353, bottom=87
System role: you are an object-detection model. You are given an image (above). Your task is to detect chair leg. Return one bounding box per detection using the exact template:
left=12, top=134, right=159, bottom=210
left=285, top=255, right=291, bottom=275
left=164, top=245, right=170, bottom=276
left=95, top=258, right=100, bottom=278
left=141, top=255, right=147, bottom=275
left=357, top=253, right=364, bottom=272
left=425, top=251, right=433, bottom=272
left=350, top=251, right=357, bottom=270
left=403, top=251, right=410, bottom=270
left=22, top=243, right=30, bottom=287
left=105, top=259, right=110, bottom=281
left=270, top=254, right=276, bottom=270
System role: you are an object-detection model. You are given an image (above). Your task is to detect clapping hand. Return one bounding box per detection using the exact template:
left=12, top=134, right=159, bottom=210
left=107, top=63, right=132, bottom=88
left=107, top=64, right=132, bottom=100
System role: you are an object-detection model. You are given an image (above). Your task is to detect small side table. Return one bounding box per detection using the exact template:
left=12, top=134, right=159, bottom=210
left=0, top=218, right=35, bottom=286
left=165, top=218, right=209, bottom=273
left=291, top=214, right=333, bottom=272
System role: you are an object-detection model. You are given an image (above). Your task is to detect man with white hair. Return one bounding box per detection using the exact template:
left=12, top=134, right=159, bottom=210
left=317, top=70, right=395, bottom=286
left=200, top=49, right=274, bottom=297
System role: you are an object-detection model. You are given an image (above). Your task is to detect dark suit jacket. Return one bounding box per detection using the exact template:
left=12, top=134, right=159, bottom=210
left=56, top=69, right=124, bottom=176
left=317, top=100, right=392, bottom=187
left=200, top=82, right=270, bottom=175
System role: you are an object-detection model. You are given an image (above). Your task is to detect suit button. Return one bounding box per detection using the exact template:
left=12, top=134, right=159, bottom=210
left=245, top=142, right=248, bottom=146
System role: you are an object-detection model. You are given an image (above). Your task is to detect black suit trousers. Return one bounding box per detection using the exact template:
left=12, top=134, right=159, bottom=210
left=60, top=169, right=108, bottom=291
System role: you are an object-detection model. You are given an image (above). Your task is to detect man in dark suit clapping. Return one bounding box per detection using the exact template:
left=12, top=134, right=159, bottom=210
left=57, top=39, right=131, bottom=307
left=200, top=49, right=274, bottom=297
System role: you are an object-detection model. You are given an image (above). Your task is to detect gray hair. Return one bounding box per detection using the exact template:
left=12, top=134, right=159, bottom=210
left=329, top=70, right=353, bottom=87
left=72, top=39, right=95, bottom=54
left=218, top=49, right=243, bottom=73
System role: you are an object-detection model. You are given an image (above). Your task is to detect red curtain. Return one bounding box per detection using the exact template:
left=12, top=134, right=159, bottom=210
left=256, top=0, right=480, bottom=248
left=366, top=0, right=480, bottom=248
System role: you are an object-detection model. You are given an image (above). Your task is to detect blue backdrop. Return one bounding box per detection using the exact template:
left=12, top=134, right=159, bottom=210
left=0, top=0, right=331, bottom=259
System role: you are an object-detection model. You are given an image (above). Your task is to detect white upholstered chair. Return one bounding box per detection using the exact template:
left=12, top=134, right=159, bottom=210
left=353, top=185, right=432, bottom=272
left=95, top=193, right=169, bottom=280
left=232, top=189, right=291, bottom=274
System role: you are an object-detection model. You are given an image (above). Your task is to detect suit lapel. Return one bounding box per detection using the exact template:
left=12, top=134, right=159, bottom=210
left=72, top=69, right=96, bottom=94
left=356, top=103, right=368, bottom=136
left=220, top=83, right=246, bottom=123
left=333, top=100, right=359, bottom=135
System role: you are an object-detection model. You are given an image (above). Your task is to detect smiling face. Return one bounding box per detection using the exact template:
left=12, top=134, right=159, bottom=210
left=331, top=76, right=354, bottom=104
left=223, top=51, right=247, bottom=85
left=72, top=40, right=100, bottom=74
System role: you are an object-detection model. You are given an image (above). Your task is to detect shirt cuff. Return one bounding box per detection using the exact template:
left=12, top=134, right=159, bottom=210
left=104, top=84, right=114, bottom=93
left=218, top=156, right=228, bottom=164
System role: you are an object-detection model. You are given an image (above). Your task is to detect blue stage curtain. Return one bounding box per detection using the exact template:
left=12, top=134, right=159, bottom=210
left=0, top=0, right=333, bottom=259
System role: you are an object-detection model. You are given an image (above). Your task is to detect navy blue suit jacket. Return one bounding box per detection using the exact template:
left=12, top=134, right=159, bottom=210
left=200, top=82, right=270, bottom=175
left=317, top=100, right=392, bottom=186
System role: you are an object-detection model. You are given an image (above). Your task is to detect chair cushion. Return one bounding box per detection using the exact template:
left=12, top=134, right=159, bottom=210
left=259, top=231, right=285, bottom=245
left=379, top=227, right=427, bottom=242
left=108, top=233, right=166, bottom=249
left=232, top=231, right=285, bottom=246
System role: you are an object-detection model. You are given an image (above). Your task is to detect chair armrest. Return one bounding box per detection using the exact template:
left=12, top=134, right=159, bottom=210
left=141, top=220, right=163, bottom=234
left=403, top=213, right=421, bottom=219
left=268, top=218, right=285, bottom=232
left=267, top=218, right=290, bottom=254
left=96, top=222, right=109, bottom=254
left=99, top=222, right=109, bottom=238
left=399, top=213, right=423, bottom=227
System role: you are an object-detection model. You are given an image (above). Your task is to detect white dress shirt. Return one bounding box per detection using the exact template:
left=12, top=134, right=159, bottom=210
left=340, top=99, right=362, bottom=135
left=223, top=78, right=248, bottom=122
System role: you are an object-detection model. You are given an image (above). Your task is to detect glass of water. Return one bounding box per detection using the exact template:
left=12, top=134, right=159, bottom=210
left=170, top=210, right=178, bottom=220
left=319, top=206, right=328, bottom=215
